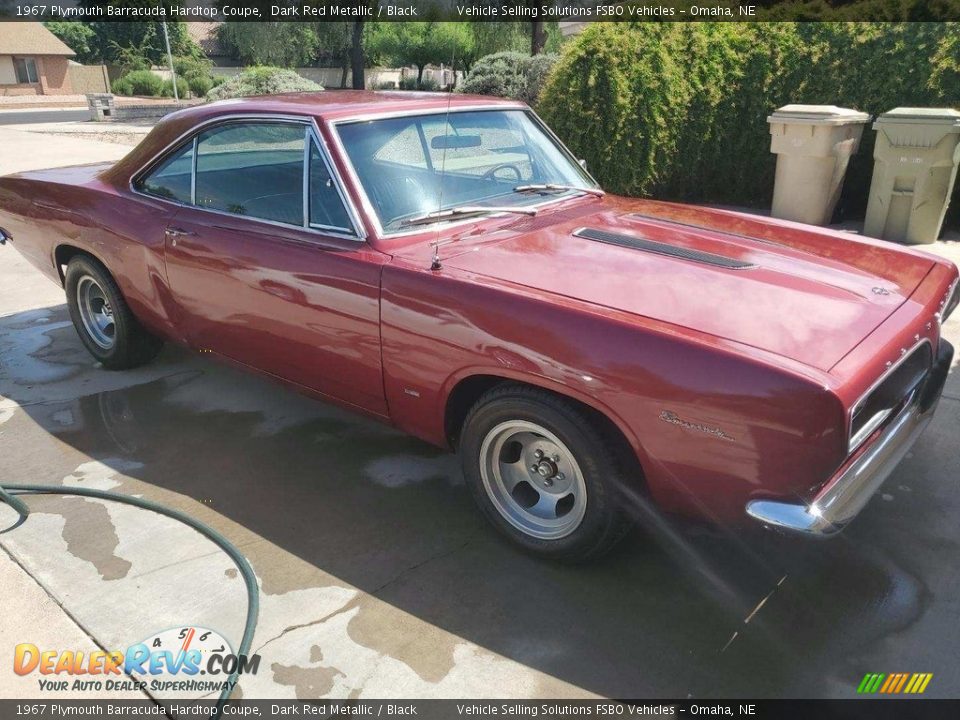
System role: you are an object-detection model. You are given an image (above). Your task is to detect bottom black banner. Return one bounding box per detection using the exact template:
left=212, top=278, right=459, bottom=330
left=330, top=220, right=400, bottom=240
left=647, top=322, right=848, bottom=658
left=2, top=700, right=960, bottom=720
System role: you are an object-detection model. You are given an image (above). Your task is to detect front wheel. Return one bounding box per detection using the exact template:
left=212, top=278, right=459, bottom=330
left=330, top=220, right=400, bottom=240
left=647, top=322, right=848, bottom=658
left=65, top=255, right=163, bottom=370
left=460, top=385, right=634, bottom=561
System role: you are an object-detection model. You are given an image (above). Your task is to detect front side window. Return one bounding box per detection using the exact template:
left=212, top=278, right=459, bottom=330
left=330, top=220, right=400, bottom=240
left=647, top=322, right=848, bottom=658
left=336, top=109, right=595, bottom=232
left=195, top=123, right=305, bottom=225
left=14, top=57, right=39, bottom=84
left=309, top=142, right=352, bottom=231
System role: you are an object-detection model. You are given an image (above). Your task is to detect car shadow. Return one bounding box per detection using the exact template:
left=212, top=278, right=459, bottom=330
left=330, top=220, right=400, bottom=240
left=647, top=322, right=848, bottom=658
left=4, top=303, right=958, bottom=698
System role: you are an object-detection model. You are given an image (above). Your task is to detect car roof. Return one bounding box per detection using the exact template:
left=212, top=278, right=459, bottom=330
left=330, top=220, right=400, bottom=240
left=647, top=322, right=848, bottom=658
left=103, top=91, right=528, bottom=188
left=202, top=90, right=526, bottom=121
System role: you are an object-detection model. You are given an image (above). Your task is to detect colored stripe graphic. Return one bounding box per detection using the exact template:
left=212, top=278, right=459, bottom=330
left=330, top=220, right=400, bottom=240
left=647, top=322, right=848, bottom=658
left=857, top=673, right=932, bottom=694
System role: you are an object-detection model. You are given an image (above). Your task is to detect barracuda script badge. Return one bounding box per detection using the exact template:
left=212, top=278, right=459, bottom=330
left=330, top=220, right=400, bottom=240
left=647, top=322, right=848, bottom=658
left=659, top=410, right=735, bottom=442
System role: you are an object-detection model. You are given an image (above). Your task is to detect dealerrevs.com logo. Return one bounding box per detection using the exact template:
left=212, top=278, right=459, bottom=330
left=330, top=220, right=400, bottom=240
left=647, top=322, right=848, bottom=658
left=14, top=626, right=259, bottom=694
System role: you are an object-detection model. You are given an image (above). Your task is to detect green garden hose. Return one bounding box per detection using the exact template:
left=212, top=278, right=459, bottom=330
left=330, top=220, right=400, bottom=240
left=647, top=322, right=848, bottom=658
left=0, top=482, right=259, bottom=718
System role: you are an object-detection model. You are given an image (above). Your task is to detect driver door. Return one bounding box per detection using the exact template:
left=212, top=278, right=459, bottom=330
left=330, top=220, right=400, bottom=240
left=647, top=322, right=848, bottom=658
left=143, top=118, right=388, bottom=416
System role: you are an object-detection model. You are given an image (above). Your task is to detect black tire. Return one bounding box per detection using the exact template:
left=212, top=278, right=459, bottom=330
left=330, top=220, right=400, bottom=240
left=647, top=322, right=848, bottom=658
left=64, top=255, right=163, bottom=370
left=460, top=384, right=635, bottom=562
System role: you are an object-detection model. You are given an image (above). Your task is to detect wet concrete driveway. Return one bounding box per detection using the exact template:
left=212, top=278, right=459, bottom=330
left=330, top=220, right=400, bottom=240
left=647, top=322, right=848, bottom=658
left=1, top=245, right=959, bottom=702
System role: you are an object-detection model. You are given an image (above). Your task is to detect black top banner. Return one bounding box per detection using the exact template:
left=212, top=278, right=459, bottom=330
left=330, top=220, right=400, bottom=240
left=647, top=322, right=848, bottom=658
left=0, top=0, right=958, bottom=22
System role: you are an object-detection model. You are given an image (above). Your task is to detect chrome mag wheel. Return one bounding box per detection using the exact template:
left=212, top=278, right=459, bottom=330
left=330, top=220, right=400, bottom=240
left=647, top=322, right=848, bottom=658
left=479, top=420, right=588, bottom=540
left=76, top=275, right=115, bottom=350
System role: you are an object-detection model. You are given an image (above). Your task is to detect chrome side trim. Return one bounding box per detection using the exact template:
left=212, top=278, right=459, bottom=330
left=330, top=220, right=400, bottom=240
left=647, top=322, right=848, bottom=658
left=327, top=107, right=603, bottom=240
left=129, top=113, right=366, bottom=242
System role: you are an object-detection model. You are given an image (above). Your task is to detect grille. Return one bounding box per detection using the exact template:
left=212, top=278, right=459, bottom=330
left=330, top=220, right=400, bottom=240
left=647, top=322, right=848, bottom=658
left=573, top=227, right=755, bottom=269
left=849, top=341, right=932, bottom=453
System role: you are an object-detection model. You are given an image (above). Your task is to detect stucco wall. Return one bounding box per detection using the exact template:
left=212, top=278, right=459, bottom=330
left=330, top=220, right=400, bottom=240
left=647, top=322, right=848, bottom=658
left=0, top=56, right=17, bottom=85
left=39, top=56, right=72, bottom=95
left=67, top=64, right=110, bottom=94
left=0, top=55, right=74, bottom=95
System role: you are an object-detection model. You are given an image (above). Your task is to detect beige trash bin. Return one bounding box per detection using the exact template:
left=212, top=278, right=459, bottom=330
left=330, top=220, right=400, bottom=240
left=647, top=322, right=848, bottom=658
left=768, top=105, right=870, bottom=225
left=863, top=107, right=960, bottom=245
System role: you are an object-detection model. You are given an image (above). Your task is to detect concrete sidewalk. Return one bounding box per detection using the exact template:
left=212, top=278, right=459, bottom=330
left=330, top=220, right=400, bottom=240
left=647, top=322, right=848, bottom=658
left=0, top=550, right=150, bottom=700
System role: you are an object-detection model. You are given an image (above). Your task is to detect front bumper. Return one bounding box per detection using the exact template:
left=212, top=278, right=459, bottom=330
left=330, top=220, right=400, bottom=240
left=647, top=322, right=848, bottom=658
left=746, top=339, right=953, bottom=536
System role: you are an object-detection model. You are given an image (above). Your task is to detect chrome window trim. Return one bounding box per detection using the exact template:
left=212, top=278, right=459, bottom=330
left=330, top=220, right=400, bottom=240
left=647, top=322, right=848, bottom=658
left=189, top=136, right=198, bottom=205
left=302, top=126, right=311, bottom=228
left=848, top=337, right=932, bottom=455
left=130, top=113, right=366, bottom=242
left=306, top=127, right=358, bottom=236
left=328, top=106, right=602, bottom=240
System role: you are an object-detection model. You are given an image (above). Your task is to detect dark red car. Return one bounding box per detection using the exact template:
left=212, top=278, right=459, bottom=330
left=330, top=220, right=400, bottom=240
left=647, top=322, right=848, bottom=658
left=1, top=92, right=957, bottom=560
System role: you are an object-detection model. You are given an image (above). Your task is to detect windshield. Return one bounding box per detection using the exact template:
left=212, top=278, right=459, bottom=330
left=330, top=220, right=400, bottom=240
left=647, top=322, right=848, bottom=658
left=336, top=109, right=596, bottom=232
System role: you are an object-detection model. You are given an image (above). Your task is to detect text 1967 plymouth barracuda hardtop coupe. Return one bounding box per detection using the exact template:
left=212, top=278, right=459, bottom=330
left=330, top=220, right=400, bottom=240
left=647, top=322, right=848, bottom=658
left=1, top=92, right=957, bottom=560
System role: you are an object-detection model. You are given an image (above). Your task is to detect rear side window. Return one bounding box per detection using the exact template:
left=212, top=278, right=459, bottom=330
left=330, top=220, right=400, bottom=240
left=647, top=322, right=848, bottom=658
left=195, top=123, right=305, bottom=226
left=138, top=141, right=193, bottom=203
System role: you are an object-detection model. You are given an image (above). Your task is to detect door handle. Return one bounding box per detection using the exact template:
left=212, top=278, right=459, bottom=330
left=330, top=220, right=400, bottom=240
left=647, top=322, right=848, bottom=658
left=165, top=227, right=196, bottom=246
left=165, top=227, right=196, bottom=238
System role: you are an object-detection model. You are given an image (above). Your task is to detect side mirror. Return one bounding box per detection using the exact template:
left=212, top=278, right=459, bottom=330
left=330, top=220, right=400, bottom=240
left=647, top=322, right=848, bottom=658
left=578, top=159, right=588, bottom=171
left=0, top=227, right=10, bottom=246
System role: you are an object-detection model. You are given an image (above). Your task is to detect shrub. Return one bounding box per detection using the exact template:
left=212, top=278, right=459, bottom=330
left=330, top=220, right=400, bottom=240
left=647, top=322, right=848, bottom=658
left=459, top=52, right=559, bottom=105
left=538, top=22, right=960, bottom=224
left=185, top=73, right=213, bottom=97
left=396, top=76, right=440, bottom=91
left=173, top=55, right=213, bottom=79
left=418, top=76, right=440, bottom=92
left=110, top=69, right=163, bottom=97
left=161, top=77, right=190, bottom=99
left=206, top=67, right=322, bottom=101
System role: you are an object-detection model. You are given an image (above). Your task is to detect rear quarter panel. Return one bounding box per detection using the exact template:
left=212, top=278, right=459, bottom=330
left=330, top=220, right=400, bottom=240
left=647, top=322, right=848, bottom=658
left=0, top=170, right=184, bottom=342
left=380, top=261, right=848, bottom=524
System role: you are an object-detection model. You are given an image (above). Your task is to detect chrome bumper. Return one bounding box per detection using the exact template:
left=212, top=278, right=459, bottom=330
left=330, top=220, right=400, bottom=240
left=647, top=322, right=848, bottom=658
left=746, top=339, right=953, bottom=536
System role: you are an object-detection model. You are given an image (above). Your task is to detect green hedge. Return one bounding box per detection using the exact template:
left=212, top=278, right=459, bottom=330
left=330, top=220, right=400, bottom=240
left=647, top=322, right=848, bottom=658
left=459, top=52, right=559, bottom=105
left=538, top=22, right=960, bottom=226
left=111, top=69, right=164, bottom=97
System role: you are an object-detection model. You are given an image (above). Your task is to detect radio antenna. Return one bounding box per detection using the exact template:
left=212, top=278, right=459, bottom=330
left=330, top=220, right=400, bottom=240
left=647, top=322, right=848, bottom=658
left=430, top=42, right=457, bottom=271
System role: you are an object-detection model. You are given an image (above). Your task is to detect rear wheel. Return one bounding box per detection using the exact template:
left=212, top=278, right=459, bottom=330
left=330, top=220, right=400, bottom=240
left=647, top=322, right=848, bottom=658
left=65, top=255, right=163, bottom=370
left=460, top=385, right=634, bottom=561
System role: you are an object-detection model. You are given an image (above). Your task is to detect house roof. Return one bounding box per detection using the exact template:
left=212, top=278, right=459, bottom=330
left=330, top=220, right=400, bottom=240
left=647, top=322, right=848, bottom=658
left=0, top=22, right=75, bottom=56
left=187, top=22, right=226, bottom=58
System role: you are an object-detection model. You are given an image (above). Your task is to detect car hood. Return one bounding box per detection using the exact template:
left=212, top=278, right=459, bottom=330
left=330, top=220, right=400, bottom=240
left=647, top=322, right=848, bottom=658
left=440, top=198, right=935, bottom=371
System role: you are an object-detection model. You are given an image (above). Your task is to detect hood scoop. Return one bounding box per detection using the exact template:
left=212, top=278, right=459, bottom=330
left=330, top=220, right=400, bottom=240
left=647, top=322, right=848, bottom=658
left=574, top=227, right=756, bottom=270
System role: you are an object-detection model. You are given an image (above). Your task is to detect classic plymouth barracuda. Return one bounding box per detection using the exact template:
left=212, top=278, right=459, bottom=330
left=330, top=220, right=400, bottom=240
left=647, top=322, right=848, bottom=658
left=1, top=92, right=957, bottom=560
